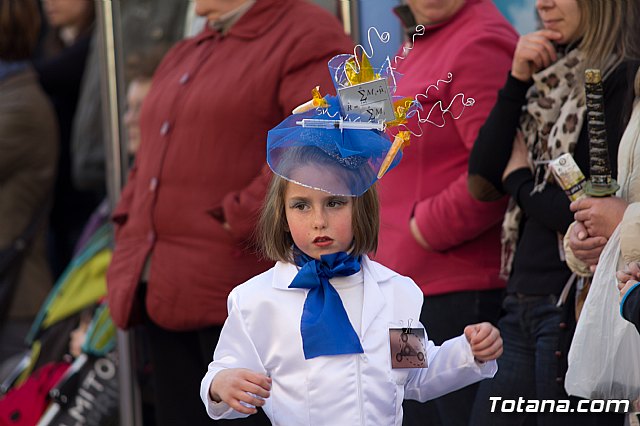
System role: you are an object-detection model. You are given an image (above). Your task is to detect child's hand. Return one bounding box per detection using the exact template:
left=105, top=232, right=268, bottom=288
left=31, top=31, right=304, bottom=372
left=209, top=368, right=272, bottom=415
left=464, top=322, right=503, bottom=362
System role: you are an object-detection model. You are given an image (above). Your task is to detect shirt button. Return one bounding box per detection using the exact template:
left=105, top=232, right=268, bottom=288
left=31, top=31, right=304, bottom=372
left=147, top=231, right=156, bottom=244
left=160, top=121, right=170, bottom=136
left=149, top=177, right=158, bottom=192
left=179, top=73, right=190, bottom=84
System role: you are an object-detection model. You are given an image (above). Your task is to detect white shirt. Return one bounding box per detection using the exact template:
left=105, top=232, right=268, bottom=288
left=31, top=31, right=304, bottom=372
left=332, top=269, right=364, bottom=337
left=200, top=256, right=496, bottom=425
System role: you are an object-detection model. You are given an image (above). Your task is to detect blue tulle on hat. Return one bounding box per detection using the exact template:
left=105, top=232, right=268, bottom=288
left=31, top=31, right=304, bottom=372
left=266, top=96, right=402, bottom=196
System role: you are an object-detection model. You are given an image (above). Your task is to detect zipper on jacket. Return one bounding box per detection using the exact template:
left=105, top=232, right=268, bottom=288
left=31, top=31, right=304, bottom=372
left=356, top=355, right=365, bottom=425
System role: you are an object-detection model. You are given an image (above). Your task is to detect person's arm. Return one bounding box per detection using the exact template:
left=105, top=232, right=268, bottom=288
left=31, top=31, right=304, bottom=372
left=412, top=36, right=514, bottom=251
left=468, top=28, right=562, bottom=201
left=220, top=164, right=272, bottom=240
left=200, top=289, right=268, bottom=420
left=467, top=74, right=531, bottom=201
left=413, top=173, right=508, bottom=251
left=503, top=169, right=574, bottom=233
left=403, top=333, right=497, bottom=402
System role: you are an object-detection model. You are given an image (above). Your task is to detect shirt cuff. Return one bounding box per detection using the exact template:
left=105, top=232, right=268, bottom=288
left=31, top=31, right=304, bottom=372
left=201, top=370, right=235, bottom=419
left=207, top=397, right=234, bottom=419
left=503, top=168, right=533, bottom=202
left=454, top=334, right=498, bottom=379
left=502, top=72, right=533, bottom=101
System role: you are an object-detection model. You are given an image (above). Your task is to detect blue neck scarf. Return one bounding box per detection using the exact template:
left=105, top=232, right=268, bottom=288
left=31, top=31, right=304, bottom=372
left=289, top=250, right=364, bottom=359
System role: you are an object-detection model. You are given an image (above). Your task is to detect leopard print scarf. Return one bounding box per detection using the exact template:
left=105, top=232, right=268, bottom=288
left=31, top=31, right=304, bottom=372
left=500, top=48, right=586, bottom=279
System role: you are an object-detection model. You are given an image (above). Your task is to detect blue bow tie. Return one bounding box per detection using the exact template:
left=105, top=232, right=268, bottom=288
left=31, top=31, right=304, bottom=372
left=289, top=250, right=364, bottom=359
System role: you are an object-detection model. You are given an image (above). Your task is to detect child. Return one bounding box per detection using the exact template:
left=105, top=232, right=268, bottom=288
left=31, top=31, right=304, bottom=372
left=200, top=55, right=503, bottom=425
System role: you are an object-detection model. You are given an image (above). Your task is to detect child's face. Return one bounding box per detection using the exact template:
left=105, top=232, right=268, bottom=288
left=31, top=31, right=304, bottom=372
left=124, top=78, right=152, bottom=156
left=284, top=179, right=354, bottom=260
left=69, top=316, right=90, bottom=358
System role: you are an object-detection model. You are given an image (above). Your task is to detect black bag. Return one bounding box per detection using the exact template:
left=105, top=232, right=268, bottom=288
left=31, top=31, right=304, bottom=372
left=0, top=205, right=49, bottom=325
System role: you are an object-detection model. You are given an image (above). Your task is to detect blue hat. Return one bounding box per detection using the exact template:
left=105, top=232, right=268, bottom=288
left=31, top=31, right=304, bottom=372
left=266, top=53, right=418, bottom=196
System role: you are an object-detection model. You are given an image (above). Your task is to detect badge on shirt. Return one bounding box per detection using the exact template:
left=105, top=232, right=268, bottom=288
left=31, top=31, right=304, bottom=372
left=389, top=326, right=427, bottom=369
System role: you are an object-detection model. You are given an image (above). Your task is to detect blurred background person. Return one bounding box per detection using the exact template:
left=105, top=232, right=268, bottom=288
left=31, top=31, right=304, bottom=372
left=106, top=0, right=353, bottom=424
left=566, top=66, right=640, bottom=285
left=69, top=0, right=189, bottom=210
left=121, top=46, right=166, bottom=161
left=374, top=1, right=517, bottom=425
left=34, top=0, right=102, bottom=278
left=614, top=69, right=640, bottom=335
left=0, top=0, right=58, bottom=365
left=467, top=0, right=639, bottom=424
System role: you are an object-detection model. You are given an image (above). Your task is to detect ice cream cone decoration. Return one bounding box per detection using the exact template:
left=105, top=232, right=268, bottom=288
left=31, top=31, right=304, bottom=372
left=292, top=86, right=330, bottom=114
left=378, top=131, right=410, bottom=179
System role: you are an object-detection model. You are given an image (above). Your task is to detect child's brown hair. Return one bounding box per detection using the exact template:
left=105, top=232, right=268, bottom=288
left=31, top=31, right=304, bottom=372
left=257, top=174, right=379, bottom=263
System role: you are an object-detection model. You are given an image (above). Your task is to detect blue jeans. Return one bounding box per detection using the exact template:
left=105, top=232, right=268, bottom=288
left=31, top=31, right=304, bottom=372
left=470, top=294, right=623, bottom=426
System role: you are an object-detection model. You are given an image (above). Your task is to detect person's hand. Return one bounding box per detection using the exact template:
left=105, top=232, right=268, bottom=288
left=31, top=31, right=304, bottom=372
left=409, top=217, right=431, bottom=250
left=69, top=320, right=90, bottom=358
left=209, top=368, right=271, bottom=415
left=571, top=196, right=627, bottom=239
left=618, top=262, right=640, bottom=281
left=568, top=221, right=607, bottom=272
left=511, top=29, right=563, bottom=82
left=618, top=279, right=639, bottom=302
left=502, top=132, right=530, bottom=182
left=617, top=262, right=640, bottom=301
left=464, top=322, right=503, bottom=362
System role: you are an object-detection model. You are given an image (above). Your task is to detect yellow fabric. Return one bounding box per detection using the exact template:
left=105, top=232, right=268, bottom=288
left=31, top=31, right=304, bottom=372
left=85, top=305, right=116, bottom=355
left=386, top=97, right=414, bottom=128
left=345, top=53, right=379, bottom=86
left=42, top=249, right=112, bottom=329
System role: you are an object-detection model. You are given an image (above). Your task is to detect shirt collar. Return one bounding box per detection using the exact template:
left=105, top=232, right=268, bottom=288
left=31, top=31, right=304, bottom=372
left=208, top=0, right=256, bottom=35
left=271, top=255, right=398, bottom=290
left=196, top=0, right=292, bottom=43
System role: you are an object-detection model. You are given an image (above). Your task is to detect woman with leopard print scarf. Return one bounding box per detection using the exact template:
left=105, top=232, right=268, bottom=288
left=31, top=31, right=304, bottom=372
left=467, top=1, right=640, bottom=425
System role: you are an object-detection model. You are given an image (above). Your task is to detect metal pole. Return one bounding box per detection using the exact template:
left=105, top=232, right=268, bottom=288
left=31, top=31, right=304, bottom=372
left=96, top=1, right=142, bottom=425
left=340, top=0, right=360, bottom=44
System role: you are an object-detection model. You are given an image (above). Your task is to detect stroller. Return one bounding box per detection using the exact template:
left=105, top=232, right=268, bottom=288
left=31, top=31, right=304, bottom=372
left=0, top=201, right=118, bottom=426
